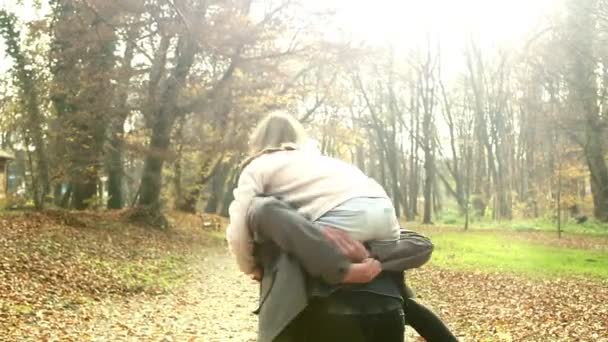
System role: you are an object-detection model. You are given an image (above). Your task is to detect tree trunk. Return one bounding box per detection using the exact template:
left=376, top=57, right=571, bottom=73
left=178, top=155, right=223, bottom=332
left=422, top=143, right=434, bottom=224
left=220, top=163, right=240, bottom=217
left=385, top=130, right=402, bottom=217
left=566, top=0, right=608, bottom=222
left=557, top=162, right=562, bottom=238
left=53, top=183, right=63, bottom=207
left=172, top=143, right=183, bottom=211
left=176, top=153, right=224, bottom=213
left=585, top=130, right=608, bottom=221
left=205, top=162, right=230, bottom=214
left=433, top=174, right=442, bottom=214
left=72, top=182, right=98, bottom=210
left=138, top=115, right=175, bottom=209
left=492, top=109, right=513, bottom=220
left=439, top=79, right=466, bottom=213
left=60, top=183, right=72, bottom=208
left=420, top=45, right=436, bottom=225
left=464, top=145, right=473, bottom=230
left=107, top=25, right=137, bottom=209
left=107, top=121, right=126, bottom=209
left=399, top=144, right=409, bottom=219
left=138, top=35, right=197, bottom=210
left=409, top=97, right=420, bottom=219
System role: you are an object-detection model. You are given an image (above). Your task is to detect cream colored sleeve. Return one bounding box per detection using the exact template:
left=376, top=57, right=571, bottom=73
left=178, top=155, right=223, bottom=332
left=226, top=166, right=264, bottom=274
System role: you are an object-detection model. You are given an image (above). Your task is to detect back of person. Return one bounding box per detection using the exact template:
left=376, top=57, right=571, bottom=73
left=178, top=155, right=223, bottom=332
left=227, top=112, right=403, bottom=274
left=228, top=112, right=408, bottom=342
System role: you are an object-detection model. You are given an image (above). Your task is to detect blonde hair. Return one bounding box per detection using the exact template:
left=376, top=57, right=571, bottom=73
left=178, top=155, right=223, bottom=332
left=249, top=112, right=307, bottom=154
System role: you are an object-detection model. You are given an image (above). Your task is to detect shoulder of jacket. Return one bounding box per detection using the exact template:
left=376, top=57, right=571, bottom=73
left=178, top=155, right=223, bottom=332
left=240, top=144, right=299, bottom=171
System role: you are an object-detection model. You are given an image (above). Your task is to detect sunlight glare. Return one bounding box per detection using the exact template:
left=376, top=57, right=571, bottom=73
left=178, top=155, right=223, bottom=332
left=325, top=0, right=558, bottom=49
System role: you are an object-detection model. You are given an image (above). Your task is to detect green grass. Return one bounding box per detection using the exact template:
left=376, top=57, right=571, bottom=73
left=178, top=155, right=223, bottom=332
left=427, top=231, right=608, bottom=279
left=433, top=208, right=608, bottom=236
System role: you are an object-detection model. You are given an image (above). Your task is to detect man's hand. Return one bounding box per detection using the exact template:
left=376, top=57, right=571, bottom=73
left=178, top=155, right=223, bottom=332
left=321, top=227, right=369, bottom=262
left=341, top=258, right=382, bottom=284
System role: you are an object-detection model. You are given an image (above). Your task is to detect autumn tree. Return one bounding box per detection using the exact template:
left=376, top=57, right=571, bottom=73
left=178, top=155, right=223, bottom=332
left=0, top=10, right=50, bottom=209
left=563, top=0, right=608, bottom=222
left=49, top=0, right=119, bottom=209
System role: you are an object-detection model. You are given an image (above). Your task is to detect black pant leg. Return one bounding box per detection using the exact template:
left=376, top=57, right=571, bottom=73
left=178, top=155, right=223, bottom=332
left=311, top=312, right=366, bottom=342
left=363, top=309, right=405, bottom=342
left=273, top=307, right=313, bottom=342
left=310, top=313, right=404, bottom=342
left=303, top=301, right=404, bottom=342
left=405, top=298, right=458, bottom=341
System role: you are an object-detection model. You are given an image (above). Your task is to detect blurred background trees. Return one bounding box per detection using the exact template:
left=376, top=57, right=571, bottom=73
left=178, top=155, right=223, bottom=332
left=0, top=0, right=607, bottom=227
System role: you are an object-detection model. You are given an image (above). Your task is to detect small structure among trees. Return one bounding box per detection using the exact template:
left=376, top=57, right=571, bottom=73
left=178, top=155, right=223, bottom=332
left=0, top=150, right=15, bottom=206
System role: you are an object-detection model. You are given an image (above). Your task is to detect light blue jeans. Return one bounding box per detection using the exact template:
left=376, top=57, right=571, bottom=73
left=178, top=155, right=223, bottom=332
left=316, top=197, right=400, bottom=243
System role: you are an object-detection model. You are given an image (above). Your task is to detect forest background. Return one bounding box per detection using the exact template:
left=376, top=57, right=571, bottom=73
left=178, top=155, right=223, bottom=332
left=1, top=1, right=608, bottom=340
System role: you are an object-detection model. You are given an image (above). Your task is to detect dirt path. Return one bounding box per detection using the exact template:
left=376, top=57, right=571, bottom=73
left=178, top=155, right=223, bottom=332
left=8, top=245, right=607, bottom=342
left=3, top=211, right=605, bottom=342
left=81, top=249, right=260, bottom=342
left=4, top=249, right=259, bottom=342
left=77, top=249, right=416, bottom=342
left=4, top=243, right=419, bottom=342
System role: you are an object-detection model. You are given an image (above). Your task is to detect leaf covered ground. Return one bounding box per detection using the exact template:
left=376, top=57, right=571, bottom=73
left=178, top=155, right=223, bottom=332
left=409, top=267, right=608, bottom=341
left=1, top=211, right=607, bottom=341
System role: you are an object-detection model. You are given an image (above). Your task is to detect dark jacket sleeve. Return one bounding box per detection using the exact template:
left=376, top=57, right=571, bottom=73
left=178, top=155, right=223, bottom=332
left=371, top=230, right=434, bottom=271
left=247, top=196, right=351, bottom=284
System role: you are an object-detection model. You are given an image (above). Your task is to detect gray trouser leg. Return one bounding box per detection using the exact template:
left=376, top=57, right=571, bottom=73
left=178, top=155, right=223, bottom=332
left=247, top=196, right=350, bottom=285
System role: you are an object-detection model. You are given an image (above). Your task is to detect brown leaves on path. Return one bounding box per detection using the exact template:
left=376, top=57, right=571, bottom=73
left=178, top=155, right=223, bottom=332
left=409, top=266, right=608, bottom=341
left=2, top=249, right=259, bottom=341
left=3, top=210, right=607, bottom=341
left=0, top=210, right=221, bottom=341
